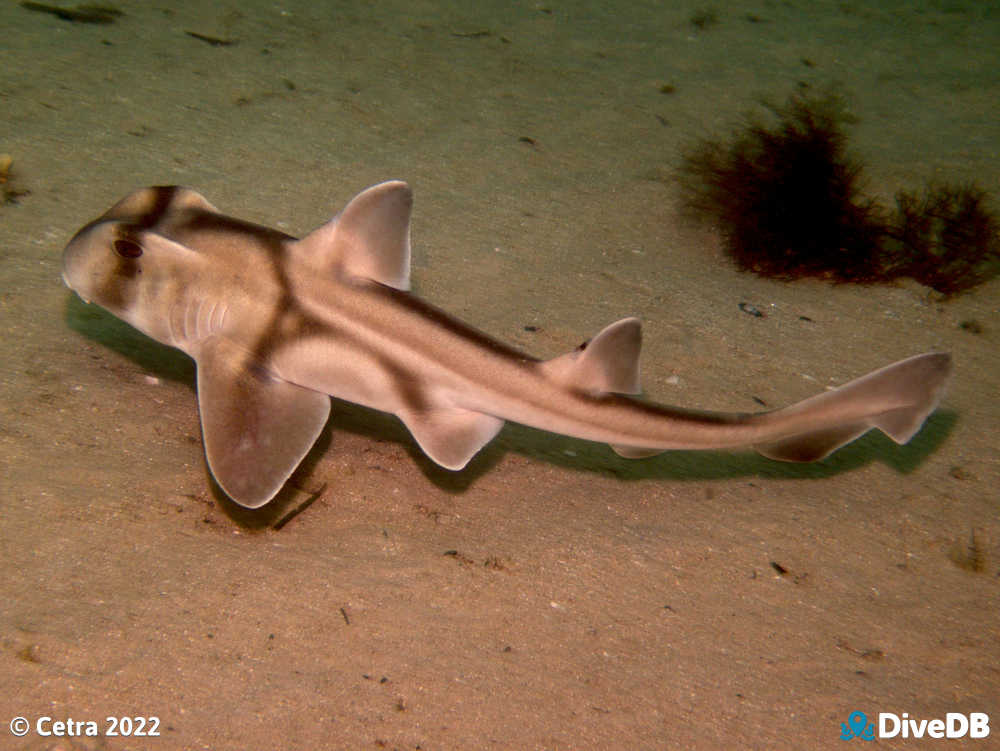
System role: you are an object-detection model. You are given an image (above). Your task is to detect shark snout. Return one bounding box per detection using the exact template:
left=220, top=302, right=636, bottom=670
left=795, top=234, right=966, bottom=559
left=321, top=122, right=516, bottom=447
left=61, top=219, right=115, bottom=304
left=61, top=243, right=88, bottom=301
left=61, top=269, right=90, bottom=302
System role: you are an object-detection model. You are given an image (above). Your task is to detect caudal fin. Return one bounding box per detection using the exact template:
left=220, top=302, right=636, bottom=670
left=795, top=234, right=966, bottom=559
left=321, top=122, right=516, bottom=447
left=755, top=352, right=952, bottom=462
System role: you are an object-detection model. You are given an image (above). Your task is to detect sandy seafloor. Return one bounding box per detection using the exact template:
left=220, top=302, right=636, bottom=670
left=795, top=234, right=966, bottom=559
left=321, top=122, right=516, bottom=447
left=2, top=1, right=998, bottom=749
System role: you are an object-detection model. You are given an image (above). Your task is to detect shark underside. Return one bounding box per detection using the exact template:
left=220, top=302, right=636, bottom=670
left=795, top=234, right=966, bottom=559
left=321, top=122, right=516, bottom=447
left=61, top=181, right=952, bottom=508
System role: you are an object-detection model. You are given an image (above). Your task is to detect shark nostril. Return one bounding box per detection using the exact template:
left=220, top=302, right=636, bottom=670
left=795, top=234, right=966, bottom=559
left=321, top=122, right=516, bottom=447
left=113, top=238, right=143, bottom=258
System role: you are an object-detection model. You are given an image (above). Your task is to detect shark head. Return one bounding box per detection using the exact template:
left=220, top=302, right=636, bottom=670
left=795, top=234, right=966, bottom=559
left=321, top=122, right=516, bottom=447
left=62, top=214, right=141, bottom=309
left=62, top=187, right=221, bottom=343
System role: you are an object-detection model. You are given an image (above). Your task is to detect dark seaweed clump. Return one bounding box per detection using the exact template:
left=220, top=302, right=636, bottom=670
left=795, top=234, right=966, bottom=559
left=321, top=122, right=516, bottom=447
left=678, top=91, right=1000, bottom=296
left=888, top=184, right=1000, bottom=296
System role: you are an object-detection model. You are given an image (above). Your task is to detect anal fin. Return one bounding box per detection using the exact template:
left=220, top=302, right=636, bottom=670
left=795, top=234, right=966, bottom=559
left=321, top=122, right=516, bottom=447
left=611, top=445, right=666, bottom=459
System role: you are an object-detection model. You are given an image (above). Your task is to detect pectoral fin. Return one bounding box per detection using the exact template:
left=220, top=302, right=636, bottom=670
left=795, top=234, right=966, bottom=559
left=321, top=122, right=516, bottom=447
left=195, top=337, right=330, bottom=508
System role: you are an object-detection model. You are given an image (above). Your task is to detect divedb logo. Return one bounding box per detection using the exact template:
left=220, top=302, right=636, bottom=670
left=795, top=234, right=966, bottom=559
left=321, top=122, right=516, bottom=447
left=840, top=710, right=990, bottom=741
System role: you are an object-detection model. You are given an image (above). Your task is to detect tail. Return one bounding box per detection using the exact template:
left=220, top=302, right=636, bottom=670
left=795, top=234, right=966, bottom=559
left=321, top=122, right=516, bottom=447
left=754, top=352, right=952, bottom=462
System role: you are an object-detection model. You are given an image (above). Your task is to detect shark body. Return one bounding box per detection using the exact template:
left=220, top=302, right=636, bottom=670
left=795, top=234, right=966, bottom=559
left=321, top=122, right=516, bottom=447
left=62, top=181, right=952, bottom=508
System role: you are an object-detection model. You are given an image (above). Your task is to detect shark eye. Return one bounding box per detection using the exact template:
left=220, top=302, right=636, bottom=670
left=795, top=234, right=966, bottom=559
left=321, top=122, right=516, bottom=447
left=113, top=238, right=143, bottom=259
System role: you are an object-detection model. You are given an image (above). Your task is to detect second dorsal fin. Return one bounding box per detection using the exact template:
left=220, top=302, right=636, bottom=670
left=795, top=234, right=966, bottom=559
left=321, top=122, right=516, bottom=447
left=540, top=317, right=643, bottom=395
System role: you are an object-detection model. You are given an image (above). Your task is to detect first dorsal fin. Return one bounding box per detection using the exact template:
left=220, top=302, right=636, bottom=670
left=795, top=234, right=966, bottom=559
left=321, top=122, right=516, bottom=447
left=541, top=317, right=643, bottom=395
left=293, top=180, right=413, bottom=290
